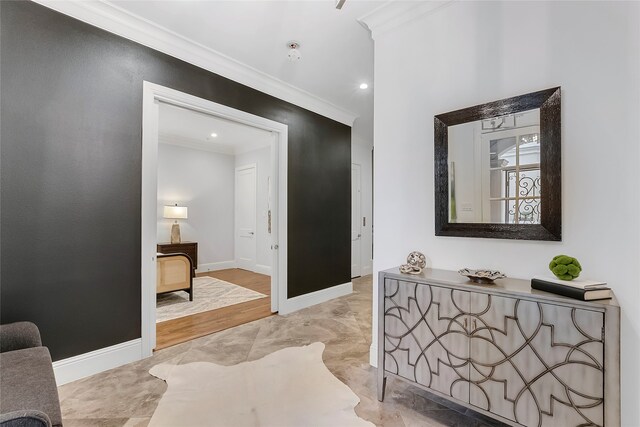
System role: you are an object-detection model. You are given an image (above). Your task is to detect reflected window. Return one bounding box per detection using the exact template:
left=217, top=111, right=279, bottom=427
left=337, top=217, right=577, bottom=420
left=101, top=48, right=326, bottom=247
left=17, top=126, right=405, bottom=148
left=490, top=131, right=541, bottom=224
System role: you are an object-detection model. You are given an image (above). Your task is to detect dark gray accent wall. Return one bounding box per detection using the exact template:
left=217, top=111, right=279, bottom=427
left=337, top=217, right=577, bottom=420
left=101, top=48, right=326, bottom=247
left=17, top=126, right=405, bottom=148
left=0, top=1, right=351, bottom=361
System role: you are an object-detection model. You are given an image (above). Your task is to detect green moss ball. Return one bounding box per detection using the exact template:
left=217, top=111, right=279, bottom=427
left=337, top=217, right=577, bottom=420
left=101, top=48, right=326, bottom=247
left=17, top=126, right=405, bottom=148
left=549, top=254, right=582, bottom=280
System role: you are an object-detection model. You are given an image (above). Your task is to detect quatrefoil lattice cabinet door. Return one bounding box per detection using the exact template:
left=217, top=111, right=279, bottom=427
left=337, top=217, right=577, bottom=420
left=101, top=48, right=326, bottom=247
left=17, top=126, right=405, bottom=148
left=468, top=293, right=605, bottom=427
left=383, top=280, right=471, bottom=401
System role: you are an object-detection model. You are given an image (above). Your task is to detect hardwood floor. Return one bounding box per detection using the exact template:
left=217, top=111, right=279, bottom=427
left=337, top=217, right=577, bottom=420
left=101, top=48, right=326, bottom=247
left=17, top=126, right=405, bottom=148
left=155, top=268, right=272, bottom=350
left=202, top=268, right=271, bottom=296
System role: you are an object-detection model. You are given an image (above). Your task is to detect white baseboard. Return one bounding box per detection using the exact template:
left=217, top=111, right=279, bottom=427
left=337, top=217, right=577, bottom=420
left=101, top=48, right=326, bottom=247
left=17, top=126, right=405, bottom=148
left=52, top=339, right=143, bottom=386
left=196, top=261, right=236, bottom=273
left=197, top=261, right=272, bottom=276
left=50, top=281, right=353, bottom=384
left=278, top=281, right=352, bottom=315
left=254, top=264, right=272, bottom=275
left=369, top=344, right=378, bottom=367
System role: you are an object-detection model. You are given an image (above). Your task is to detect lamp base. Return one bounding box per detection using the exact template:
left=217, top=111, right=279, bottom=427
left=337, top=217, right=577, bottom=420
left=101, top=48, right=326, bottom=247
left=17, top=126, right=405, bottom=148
left=170, top=223, right=182, bottom=244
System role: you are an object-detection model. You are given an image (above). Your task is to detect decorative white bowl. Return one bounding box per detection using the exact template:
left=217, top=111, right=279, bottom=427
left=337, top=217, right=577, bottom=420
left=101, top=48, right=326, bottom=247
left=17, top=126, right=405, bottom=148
left=458, top=268, right=506, bottom=284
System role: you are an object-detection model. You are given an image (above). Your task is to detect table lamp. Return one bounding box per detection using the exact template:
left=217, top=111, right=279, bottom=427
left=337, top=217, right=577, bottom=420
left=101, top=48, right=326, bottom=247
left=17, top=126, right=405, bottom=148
left=163, top=204, right=188, bottom=244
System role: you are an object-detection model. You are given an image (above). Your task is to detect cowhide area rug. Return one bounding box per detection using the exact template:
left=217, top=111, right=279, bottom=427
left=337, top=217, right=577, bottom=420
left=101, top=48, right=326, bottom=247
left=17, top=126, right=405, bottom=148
left=148, top=342, right=374, bottom=427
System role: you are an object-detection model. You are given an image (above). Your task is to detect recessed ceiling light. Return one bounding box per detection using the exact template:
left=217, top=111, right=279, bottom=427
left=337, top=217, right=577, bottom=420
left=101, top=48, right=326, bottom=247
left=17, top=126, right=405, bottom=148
left=359, top=83, right=368, bottom=90
left=210, top=133, right=218, bottom=138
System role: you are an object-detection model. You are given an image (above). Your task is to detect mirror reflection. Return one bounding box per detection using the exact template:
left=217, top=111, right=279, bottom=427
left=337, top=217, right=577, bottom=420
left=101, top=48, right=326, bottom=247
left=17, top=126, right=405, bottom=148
left=448, top=109, right=541, bottom=224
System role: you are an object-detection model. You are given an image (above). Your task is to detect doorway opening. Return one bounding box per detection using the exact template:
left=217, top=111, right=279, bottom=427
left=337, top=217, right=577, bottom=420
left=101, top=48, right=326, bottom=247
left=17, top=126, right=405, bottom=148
left=141, top=82, right=288, bottom=355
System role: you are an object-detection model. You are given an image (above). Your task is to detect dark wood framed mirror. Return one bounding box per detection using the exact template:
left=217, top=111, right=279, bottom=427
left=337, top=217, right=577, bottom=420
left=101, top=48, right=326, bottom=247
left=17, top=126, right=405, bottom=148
left=434, top=87, right=561, bottom=241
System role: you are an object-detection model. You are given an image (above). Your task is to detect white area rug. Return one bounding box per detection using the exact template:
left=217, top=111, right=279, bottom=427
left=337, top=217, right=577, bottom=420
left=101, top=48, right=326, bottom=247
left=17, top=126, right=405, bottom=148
left=148, top=342, right=374, bottom=427
left=156, top=276, right=267, bottom=323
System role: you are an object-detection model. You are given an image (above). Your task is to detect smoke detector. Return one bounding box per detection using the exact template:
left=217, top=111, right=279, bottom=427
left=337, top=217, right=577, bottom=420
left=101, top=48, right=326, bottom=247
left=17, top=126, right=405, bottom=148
left=287, top=41, right=302, bottom=62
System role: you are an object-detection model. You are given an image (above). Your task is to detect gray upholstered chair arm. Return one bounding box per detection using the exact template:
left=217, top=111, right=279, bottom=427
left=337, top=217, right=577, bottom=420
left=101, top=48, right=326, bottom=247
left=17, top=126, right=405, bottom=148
left=0, top=410, right=52, bottom=427
left=0, top=322, right=42, bottom=353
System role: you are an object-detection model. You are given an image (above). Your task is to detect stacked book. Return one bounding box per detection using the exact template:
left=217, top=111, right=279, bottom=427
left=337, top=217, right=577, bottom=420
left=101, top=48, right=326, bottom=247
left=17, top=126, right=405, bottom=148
left=531, top=276, right=611, bottom=301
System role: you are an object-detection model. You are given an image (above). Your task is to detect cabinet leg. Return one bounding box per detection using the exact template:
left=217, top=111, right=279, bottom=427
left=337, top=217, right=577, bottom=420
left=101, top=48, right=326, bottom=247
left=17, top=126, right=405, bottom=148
left=377, top=374, right=387, bottom=402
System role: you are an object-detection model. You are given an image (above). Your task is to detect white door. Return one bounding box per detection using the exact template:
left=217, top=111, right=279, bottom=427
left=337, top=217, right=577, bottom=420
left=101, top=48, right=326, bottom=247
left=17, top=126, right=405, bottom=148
left=351, top=163, right=362, bottom=278
left=235, top=164, right=257, bottom=271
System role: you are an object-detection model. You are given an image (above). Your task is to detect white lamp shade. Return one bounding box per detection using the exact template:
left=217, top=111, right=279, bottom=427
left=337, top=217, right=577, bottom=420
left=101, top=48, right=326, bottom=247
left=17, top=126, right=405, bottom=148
left=163, top=205, right=188, bottom=219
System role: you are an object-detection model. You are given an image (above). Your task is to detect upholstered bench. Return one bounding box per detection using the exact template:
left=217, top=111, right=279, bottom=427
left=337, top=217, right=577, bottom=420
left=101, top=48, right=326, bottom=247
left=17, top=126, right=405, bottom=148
left=0, top=322, right=62, bottom=427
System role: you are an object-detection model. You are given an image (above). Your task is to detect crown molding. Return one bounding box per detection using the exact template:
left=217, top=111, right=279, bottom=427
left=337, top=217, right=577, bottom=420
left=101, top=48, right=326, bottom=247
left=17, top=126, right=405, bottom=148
left=358, top=0, right=454, bottom=40
left=31, top=0, right=357, bottom=126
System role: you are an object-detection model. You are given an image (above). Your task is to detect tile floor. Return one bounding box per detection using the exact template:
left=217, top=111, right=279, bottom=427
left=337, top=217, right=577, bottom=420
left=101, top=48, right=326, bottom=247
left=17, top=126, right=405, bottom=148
left=58, top=276, right=506, bottom=427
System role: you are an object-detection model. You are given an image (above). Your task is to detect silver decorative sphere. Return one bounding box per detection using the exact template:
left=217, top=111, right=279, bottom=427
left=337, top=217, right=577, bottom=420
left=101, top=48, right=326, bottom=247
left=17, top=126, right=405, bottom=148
left=407, top=251, right=426, bottom=269
left=399, top=251, right=427, bottom=275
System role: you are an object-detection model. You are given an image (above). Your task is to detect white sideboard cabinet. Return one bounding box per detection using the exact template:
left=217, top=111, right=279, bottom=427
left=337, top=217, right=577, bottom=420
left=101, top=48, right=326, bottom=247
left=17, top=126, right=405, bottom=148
left=378, top=268, right=620, bottom=427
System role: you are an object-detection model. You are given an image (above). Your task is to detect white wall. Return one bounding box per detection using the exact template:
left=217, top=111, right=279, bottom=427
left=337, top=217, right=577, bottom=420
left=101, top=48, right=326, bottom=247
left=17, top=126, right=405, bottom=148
left=353, top=131, right=373, bottom=276
left=157, top=143, right=235, bottom=269
left=370, top=1, right=640, bottom=424
left=235, top=146, right=272, bottom=275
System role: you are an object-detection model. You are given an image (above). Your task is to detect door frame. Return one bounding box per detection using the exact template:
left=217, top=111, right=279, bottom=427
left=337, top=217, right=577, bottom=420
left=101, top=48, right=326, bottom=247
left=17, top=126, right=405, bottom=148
left=351, top=162, right=362, bottom=278
left=141, top=81, right=288, bottom=357
left=234, top=163, right=258, bottom=272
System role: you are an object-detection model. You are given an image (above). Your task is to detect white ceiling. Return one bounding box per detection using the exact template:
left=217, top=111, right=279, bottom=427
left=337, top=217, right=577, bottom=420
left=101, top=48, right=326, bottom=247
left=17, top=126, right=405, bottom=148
left=109, top=0, right=381, bottom=141
left=159, top=102, right=274, bottom=155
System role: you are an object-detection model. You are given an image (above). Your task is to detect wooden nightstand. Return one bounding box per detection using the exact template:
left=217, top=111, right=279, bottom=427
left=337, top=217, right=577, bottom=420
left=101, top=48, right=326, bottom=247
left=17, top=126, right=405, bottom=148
left=157, top=242, right=198, bottom=278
